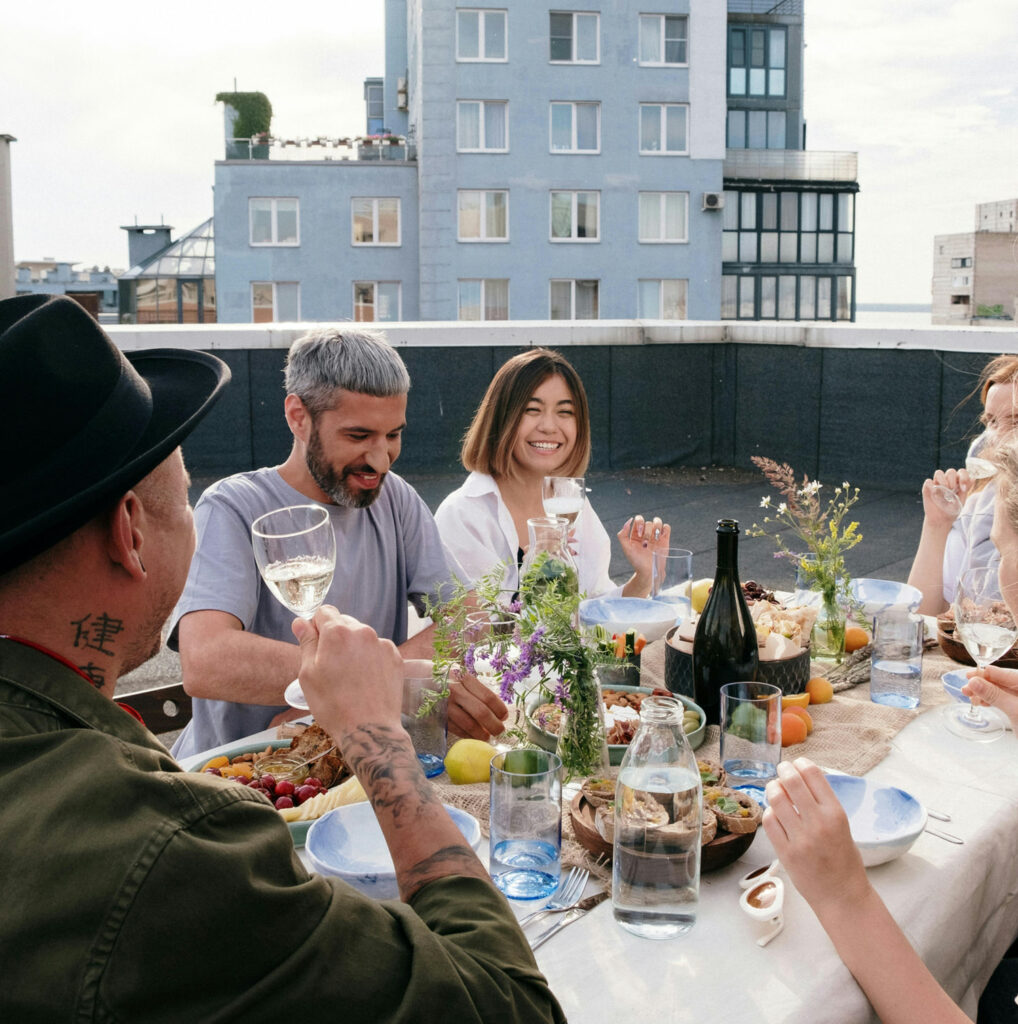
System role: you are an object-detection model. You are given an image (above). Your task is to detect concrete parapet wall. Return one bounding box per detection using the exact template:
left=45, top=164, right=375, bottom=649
left=106, top=319, right=1018, bottom=489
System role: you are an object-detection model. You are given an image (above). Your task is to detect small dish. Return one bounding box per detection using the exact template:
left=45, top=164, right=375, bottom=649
left=942, top=669, right=971, bottom=705
left=579, top=596, right=680, bottom=644
left=824, top=773, right=926, bottom=867
left=848, top=578, right=922, bottom=617
left=306, top=801, right=481, bottom=898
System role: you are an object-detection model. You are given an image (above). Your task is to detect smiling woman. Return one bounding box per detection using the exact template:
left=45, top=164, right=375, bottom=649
left=435, top=348, right=670, bottom=599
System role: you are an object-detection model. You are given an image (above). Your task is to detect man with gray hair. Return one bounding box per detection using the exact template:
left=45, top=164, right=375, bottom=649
left=169, top=327, right=507, bottom=757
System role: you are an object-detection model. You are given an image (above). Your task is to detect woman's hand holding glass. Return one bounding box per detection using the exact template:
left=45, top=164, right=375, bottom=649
left=924, top=467, right=972, bottom=524
left=963, top=663, right=1018, bottom=733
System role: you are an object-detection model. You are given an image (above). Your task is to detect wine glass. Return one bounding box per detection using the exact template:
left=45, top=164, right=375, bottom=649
left=948, top=566, right=1017, bottom=742
left=541, top=476, right=585, bottom=526
left=251, top=504, right=337, bottom=710
left=929, top=457, right=995, bottom=516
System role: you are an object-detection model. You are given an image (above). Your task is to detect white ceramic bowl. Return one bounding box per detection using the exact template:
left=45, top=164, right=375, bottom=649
left=579, top=596, right=679, bottom=643
left=848, top=578, right=922, bottom=617
left=306, top=801, right=481, bottom=898
left=825, top=773, right=926, bottom=867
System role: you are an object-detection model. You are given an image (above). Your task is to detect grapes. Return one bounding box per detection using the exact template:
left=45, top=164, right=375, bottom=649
left=303, top=777, right=322, bottom=789
left=259, top=774, right=277, bottom=790
left=202, top=757, right=328, bottom=810
left=295, top=785, right=317, bottom=804
left=275, top=780, right=296, bottom=797
left=274, top=796, right=295, bottom=810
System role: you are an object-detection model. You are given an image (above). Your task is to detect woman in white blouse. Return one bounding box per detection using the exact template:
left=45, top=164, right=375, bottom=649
left=435, top=348, right=670, bottom=597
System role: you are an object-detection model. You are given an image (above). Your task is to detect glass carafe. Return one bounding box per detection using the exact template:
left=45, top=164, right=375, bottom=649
left=519, top=515, right=578, bottom=606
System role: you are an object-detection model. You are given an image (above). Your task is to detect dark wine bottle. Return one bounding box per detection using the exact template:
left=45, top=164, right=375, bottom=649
left=692, top=519, right=759, bottom=726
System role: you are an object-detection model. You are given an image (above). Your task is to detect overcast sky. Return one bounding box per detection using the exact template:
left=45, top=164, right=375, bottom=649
left=3, top=1, right=1015, bottom=305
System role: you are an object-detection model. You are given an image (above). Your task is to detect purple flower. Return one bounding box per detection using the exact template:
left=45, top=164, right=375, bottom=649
left=463, top=644, right=476, bottom=675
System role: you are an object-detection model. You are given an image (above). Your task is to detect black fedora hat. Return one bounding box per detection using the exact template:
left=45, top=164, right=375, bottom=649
left=0, top=295, right=230, bottom=573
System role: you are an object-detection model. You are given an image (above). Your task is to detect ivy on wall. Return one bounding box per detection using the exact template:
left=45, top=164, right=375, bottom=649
left=216, top=91, right=272, bottom=138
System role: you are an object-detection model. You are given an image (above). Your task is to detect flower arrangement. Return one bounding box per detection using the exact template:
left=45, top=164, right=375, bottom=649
left=427, top=553, right=616, bottom=780
left=747, top=457, right=862, bottom=660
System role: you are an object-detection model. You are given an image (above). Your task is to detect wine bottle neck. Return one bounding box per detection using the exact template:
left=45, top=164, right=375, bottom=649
left=715, top=532, right=739, bottom=578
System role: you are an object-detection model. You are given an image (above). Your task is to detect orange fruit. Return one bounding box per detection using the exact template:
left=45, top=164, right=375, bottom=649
left=781, top=714, right=808, bottom=747
left=783, top=705, right=814, bottom=735
left=781, top=693, right=810, bottom=709
left=844, top=626, right=870, bottom=652
left=806, top=676, right=834, bottom=705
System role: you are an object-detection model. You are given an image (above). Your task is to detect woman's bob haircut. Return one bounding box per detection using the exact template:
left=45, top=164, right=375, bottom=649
left=460, top=348, right=591, bottom=479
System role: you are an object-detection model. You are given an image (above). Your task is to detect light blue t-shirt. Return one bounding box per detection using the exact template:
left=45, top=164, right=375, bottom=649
left=168, top=468, right=455, bottom=758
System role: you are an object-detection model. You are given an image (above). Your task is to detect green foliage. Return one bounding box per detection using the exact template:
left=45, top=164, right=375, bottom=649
left=216, top=91, right=273, bottom=139
left=977, top=304, right=1005, bottom=317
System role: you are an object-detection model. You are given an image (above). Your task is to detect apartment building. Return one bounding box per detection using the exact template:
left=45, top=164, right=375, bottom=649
left=213, top=0, right=857, bottom=323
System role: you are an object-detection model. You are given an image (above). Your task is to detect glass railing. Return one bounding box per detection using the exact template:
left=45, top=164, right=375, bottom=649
left=724, top=149, right=858, bottom=182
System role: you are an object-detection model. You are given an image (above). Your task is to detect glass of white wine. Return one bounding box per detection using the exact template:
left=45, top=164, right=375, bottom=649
left=948, top=565, right=1017, bottom=742
left=251, top=504, right=337, bottom=711
left=541, top=476, right=585, bottom=525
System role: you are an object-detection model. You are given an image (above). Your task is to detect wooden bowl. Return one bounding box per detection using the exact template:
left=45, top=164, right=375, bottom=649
left=569, top=793, right=756, bottom=873
left=937, top=613, right=1018, bottom=669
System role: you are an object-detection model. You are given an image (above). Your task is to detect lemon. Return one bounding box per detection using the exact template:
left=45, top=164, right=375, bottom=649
left=691, top=578, right=713, bottom=614
left=444, top=739, right=497, bottom=785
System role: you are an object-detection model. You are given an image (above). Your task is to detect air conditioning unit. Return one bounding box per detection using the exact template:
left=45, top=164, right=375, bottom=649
left=702, top=192, right=724, bottom=211
left=396, top=76, right=408, bottom=111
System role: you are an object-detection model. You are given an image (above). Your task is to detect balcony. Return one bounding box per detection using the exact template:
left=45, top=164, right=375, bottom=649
left=727, top=0, right=803, bottom=14
left=224, top=135, right=413, bottom=163
left=724, top=149, right=858, bottom=184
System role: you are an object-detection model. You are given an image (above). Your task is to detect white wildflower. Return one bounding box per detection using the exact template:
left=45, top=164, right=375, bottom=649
left=760, top=496, right=771, bottom=508
left=777, top=502, right=788, bottom=514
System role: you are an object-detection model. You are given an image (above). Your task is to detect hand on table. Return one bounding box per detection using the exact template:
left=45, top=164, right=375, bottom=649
left=963, top=664, right=1018, bottom=732
left=618, top=516, right=670, bottom=596
left=448, top=668, right=509, bottom=740
left=920, top=468, right=971, bottom=528
left=763, top=758, right=870, bottom=914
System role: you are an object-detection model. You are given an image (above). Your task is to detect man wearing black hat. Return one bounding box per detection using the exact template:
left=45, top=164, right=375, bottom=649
left=0, top=296, right=563, bottom=1022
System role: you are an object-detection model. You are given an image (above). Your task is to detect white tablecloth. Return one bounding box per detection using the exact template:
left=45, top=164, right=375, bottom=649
left=183, top=707, right=1018, bottom=1023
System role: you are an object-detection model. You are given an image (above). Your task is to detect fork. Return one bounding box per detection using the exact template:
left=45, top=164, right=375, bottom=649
left=517, top=867, right=589, bottom=928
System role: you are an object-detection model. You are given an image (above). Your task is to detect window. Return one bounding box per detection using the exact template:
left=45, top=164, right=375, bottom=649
left=457, top=100, right=508, bottom=151
left=639, top=14, right=687, bottom=65
left=458, top=190, right=508, bottom=241
left=352, top=198, right=400, bottom=245
left=549, top=11, right=599, bottom=63
left=365, top=83, right=384, bottom=134
left=639, top=104, right=688, bottom=154
left=727, top=109, right=786, bottom=149
left=550, top=191, right=599, bottom=241
left=457, top=9, right=507, bottom=61
left=728, top=25, right=786, bottom=96
left=638, top=279, right=687, bottom=319
left=951, top=256, right=973, bottom=268
left=458, top=279, right=509, bottom=320
left=353, top=282, right=400, bottom=322
left=550, top=102, right=600, bottom=153
left=249, top=198, right=299, bottom=246
left=251, top=282, right=299, bottom=323
left=550, top=279, right=598, bottom=319
left=951, top=294, right=971, bottom=305
left=638, top=192, right=688, bottom=243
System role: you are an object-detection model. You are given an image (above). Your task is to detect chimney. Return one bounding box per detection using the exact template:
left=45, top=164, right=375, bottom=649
left=121, top=223, right=174, bottom=269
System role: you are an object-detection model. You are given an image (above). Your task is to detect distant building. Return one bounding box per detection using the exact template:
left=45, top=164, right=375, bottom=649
left=213, top=0, right=856, bottom=324
left=932, top=198, right=1018, bottom=325
left=16, top=259, right=119, bottom=318
left=117, top=220, right=216, bottom=324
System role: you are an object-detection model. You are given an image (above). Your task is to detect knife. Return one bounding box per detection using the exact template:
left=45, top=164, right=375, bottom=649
left=529, top=890, right=609, bottom=951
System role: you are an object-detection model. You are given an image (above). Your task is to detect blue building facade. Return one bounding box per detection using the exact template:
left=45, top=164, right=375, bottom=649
left=213, top=0, right=853, bottom=323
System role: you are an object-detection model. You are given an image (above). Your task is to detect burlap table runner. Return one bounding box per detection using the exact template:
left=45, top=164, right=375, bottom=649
left=433, top=637, right=962, bottom=884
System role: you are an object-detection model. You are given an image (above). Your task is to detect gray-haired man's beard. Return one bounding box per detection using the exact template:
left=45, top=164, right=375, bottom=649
left=305, top=428, right=385, bottom=509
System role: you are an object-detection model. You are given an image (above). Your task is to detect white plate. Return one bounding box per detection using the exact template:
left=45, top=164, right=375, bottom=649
left=306, top=801, right=482, bottom=898
left=824, top=773, right=926, bottom=867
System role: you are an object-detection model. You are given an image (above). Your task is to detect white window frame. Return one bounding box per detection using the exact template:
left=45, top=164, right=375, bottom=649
left=457, top=190, right=510, bottom=242
left=456, top=8, right=508, bottom=62
left=638, top=191, right=689, bottom=243
left=353, top=281, right=401, bottom=322
left=549, top=11, right=600, bottom=64
left=549, top=101, right=601, bottom=154
left=248, top=197, right=300, bottom=246
left=638, top=279, right=688, bottom=319
left=251, top=282, right=300, bottom=322
left=638, top=14, right=688, bottom=66
left=456, top=100, right=509, bottom=152
left=458, top=279, right=510, bottom=321
left=550, top=278, right=599, bottom=319
left=351, top=197, right=401, bottom=246
left=639, top=103, right=689, bottom=155
left=549, top=190, right=600, bottom=242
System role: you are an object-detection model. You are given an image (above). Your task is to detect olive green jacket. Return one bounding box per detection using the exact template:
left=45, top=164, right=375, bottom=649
left=0, top=639, right=565, bottom=1023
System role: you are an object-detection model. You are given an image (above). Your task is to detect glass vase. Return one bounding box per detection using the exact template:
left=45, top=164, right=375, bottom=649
left=520, top=515, right=579, bottom=607
left=811, top=588, right=846, bottom=664
left=555, top=667, right=609, bottom=782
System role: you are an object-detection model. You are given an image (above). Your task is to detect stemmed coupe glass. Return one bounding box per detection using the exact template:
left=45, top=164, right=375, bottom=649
left=929, top=456, right=996, bottom=517
left=948, top=565, right=1017, bottom=742
left=251, top=504, right=337, bottom=711
left=541, top=476, right=585, bottom=525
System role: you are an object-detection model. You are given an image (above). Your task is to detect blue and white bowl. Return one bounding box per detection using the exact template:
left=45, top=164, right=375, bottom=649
left=579, top=596, right=680, bottom=643
left=848, top=578, right=922, bottom=617
left=306, top=801, right=481, bottom=898
left=825, top=773, right=926, bottom=867
left=942, top=669, right=971, bottom=705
